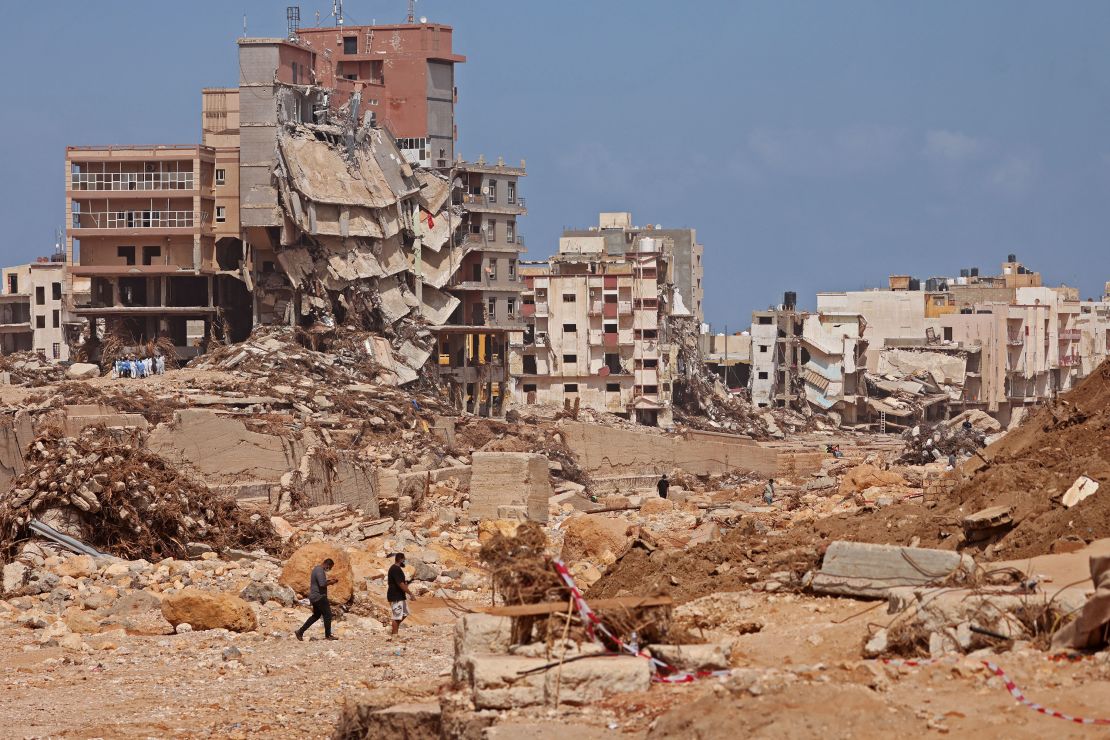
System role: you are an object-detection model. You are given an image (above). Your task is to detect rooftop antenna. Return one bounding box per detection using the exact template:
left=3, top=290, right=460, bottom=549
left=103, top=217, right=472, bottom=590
left=407, top=0, right=416, bottom=23
left=286, top=6, right=301, bottom=41
left=242, top=14, right=247, bottom=37
left=333, top=0, right=344, bottom=26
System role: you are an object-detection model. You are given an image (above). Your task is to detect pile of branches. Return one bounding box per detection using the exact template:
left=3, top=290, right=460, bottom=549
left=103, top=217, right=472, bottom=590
left=0, top=427, right=277, bottom=561
left=479, top=522, right=565, bottom=606
left=23, top=382, right=183, bottom=425
left=898, top=420, right=986, bottom=464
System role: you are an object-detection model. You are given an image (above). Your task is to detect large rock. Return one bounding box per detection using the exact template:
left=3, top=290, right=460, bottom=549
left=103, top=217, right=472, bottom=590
left=160, top=589, right=258, bottom=632
left=560, top=514, right=632, bottom=566
left=54, top=554, right=97, bottom=579
left=837, top=464, right=906, bottom=496
left=459, top=654, right=650, bottom=709
left=2, top=562, right=27, bottom=594
left=279, top=542, right=354, bottom=604
left=66, top=363, right=100, bottom=380
left=239, top=580, right=296, bottom=607
left=809, top=541, right=974, bottom=599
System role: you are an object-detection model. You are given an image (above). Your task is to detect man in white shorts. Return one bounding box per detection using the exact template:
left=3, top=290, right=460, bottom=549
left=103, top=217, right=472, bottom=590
left=387, top=552, right=413, bottom=638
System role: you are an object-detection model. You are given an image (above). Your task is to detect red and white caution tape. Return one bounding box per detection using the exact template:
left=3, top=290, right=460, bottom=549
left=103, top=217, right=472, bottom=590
left=883, top=656, right=1110, bottom=725
left=983, top=660, right=1110, bottom=726
left=551, top=558, right=728, bottom=683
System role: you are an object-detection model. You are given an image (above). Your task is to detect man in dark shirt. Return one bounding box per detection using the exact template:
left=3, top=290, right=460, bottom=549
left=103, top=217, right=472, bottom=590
left=387, top=553, right=413, bottom=639
left=295, top=558, right=338, bottom=641
left=657, top=474, right=669, bottom=499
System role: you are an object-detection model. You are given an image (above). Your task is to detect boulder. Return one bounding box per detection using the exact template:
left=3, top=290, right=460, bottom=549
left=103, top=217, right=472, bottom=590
left=640, top=498, right=675, bottom=516
left=107, top=590, right=162, bottom=616
left=477, top=519, right=520, bottom=544
left=279, top=542, right=354, bottom=604
left=66, top=363, right=100, bottom=380
left=239, top=580, right=296, bottom=607
left=54, top=554, right=97, bottom=579
left=2, top=562, right=27, bottom=595
left=160, top=589, right=258, bottom=632
left=838, top=464, right=907, bottom=496
left=649, top=643, right=731, bottom=671
left=560, top=514, right=632, bottom=566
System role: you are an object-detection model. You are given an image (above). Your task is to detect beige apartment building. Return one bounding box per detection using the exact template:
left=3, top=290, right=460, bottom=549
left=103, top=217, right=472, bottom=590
left=0, top=261, right=75, bottom=360
left=516, top=233, right=678, bottom=426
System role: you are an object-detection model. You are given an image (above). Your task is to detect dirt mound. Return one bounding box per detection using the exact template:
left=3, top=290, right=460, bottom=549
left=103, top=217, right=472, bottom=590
left=0, top=428, right=276, bottom=561
left=588, top=530, right=821, bottom=604
left=911, top=359, right=1110, bottom=558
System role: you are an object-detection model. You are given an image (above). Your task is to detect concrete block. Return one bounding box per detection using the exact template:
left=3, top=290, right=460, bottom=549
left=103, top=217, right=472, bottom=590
left=648, top=643, right=731, bottom=671
left=452, top=613, right=513, bottom=681
left=543, top=655, right=651, bottom=705
left=469, top=452, right=551, bottom=523
left=459, top=655, right=548, bottom=710
left=809, top=541, right=975, bottom=599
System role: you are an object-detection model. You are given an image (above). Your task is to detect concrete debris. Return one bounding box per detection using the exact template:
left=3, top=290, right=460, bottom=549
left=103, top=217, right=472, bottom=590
left=1061, top=475, right=1099, bottom=508
left=808, top=541, right=976, bottom=599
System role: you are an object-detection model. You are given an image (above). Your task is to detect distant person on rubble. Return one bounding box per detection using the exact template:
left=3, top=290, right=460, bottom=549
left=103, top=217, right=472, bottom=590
left=763, top=478, right=775, bottom=505
left=657, top=474, right=670, bottom=499
left=388, top=553, right=414, bottom=639
left=295, top=558, right=338, bottom=641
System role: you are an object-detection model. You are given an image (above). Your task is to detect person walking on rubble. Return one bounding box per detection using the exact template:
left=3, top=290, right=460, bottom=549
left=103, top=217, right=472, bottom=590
left=763, top=478, right=775, bottom=505
left=295, top=558, right=338, bottom=641
left=388, top=553, right=414, bottom=639
left=657, top=473, right=670, bottom=499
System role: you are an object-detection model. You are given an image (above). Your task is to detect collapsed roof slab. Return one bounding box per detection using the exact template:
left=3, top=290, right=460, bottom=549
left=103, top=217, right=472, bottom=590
left=416, top=284, right=460, bottom=326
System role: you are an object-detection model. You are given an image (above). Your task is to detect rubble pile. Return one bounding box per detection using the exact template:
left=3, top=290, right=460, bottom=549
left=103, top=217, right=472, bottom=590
left=0, top=352, right=68, bottom=387
left=670, top=324, right=769, bottom=437
left=897, top=415, right=991, bottom=465
left=0, top=428, right=276, bottom=561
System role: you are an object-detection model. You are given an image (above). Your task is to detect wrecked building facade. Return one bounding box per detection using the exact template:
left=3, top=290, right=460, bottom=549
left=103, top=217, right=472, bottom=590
left=515, top=229, right=684, bottom=426
left=751, top=256, right=1108, bottom=429
left=0, top=261, right=80, bottom=361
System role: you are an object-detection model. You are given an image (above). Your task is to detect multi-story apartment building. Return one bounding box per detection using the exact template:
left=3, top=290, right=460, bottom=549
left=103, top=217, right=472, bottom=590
left=0, top=260, right=74, bottom=360
left=447, top=157, right=528, bottom=329
left=516, top=235, right=677, bottom=426
left=560, top=213, right=704, bottom=325
left=64, top=145, right=252, bottom=356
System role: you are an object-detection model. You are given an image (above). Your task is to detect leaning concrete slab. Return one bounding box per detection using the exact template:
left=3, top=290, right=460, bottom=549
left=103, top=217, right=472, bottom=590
left=809, top=540, right=975, bottom=599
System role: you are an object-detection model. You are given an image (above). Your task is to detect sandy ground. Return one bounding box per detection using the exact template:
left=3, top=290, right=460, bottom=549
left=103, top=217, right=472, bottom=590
left=3, top=581, right=1109, bottom=739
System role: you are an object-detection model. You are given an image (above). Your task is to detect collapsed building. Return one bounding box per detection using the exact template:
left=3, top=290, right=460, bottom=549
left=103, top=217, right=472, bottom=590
left=748, top=256, right=1110, bottom=428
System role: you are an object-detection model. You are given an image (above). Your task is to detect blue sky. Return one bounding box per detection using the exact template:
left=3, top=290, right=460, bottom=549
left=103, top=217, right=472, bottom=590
left=3, top=1, right=1109, bottom=327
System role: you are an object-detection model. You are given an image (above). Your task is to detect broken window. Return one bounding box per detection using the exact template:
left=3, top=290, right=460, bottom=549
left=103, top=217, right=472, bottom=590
left=604, top=322, right=617, bottom=333
left=758, top=371, right=768, bottom=380
left=343, top=36, right=358, bottom=54
left=486, top=219, right=497, bottom=241
left=759, top=344, right=768, bottom=353
left=643, top=358, right=658, bottom=368
left=487, top=297, right=497, bottom=320
left=52, top=342, right=60, bottom=359
left=758, top=316, right=773, bottom=325
left=35, top=286, right=44, bottom=305
left=506, top=221, right=516, bottom=243
left=507, top=298, right=516, bottom=318
left=562, top=294, right=576, bottom=303
left=507, top=181, right=516, bottom=204
left=51, top=282, right=61, bottom=300
left=142, top=246, right=160, bottom=266
left=643, top=385, right=659, bottom=394
left=508, top=259, right=516, bottom=279
left=523, top=383, right=537, bottom=392
left=7, top=274, right=16, bottom=294
left=563, top=354, right=577, bottom=364
left=215, top=169, right=226, bottom=185
left=118, top=246, right=136, bottom=266
left=52, top=310, right=59, bottom=328
left=604, top=353, right=621, bottom=373
left=216, top=206, right=227, bottom=223
left=487, top=180, right=497, bottom=202
left=606, top=383, right=621, bottom=392
left=564, top=383, right=578, bottom=393
left=488, top=260, right=497, bottom=281
left=35, top=316, right=45, bottom=329
left=563, top=323, right=576, bottom=333
left=523, top=356, right=537, bottom=374
left=943, top=327, right=953, bottom=341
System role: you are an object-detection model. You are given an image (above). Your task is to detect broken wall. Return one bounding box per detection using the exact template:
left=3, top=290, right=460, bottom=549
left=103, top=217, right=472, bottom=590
left=468, top=452, right=551, bottom=523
